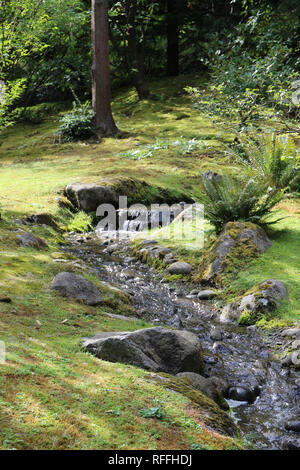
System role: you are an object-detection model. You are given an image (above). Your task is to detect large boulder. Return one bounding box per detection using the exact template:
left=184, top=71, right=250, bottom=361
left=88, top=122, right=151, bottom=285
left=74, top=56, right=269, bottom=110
left=220, top=279, right=287, bottom=324
left=196, top=222, right=272, bottom=286
left=176, top=372, right=228, bottom=410
left=50, top=272, right=103, bottom=306
left=82, top=327, right=204, bottom=375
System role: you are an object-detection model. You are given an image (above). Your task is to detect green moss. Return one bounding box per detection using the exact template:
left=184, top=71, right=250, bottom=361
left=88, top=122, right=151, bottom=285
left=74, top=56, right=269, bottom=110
left=150, top=374, right=238, bottom=438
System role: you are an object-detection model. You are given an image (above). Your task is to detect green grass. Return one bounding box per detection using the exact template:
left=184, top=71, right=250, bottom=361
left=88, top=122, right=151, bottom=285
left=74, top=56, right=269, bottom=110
left=0, top=215, right=243, bottom=450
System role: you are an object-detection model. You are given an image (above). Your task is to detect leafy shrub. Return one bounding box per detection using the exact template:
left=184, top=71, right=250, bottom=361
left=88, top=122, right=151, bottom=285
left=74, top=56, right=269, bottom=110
left=56, top=101, right=96, bottom=142
left=185, top=5, right=300, bottom=132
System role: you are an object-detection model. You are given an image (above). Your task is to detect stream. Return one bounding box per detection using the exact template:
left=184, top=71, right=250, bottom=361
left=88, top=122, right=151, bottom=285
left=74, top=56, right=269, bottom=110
left=64, top=231, right=300, bottom=450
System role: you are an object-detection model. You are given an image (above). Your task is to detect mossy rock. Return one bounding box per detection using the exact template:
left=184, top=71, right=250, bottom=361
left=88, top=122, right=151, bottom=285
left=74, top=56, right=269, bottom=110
left=194, top=221, right=272, bottom=287
left=221, top=279, right=287, bottom=324
left=149, top=373, right=237, bottom=437
left=64, top=178, right=193, bottom=213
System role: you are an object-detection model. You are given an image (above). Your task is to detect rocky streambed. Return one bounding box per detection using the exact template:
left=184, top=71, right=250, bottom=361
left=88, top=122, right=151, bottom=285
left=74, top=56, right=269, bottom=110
left=62, top=231, right=300, bottom=450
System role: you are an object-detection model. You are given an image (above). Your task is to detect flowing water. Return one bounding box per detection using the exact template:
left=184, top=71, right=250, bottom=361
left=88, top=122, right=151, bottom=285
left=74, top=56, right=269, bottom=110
left=64, top=231, right=300, bottom=450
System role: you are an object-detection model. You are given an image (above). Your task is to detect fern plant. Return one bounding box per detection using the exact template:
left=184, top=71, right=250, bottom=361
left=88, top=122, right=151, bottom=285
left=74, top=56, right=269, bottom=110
left=228, top=134, right=299, bottom=191
left=200, top=174, right=283, bottom=234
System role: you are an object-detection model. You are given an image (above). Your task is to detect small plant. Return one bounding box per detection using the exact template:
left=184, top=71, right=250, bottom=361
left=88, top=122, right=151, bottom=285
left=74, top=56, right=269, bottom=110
left=118, top=137, right=206, bottom=160
left=67, top=211, right=93, bottom=233
left=139, top=402, right=164, bottom=419
left=56, top=101, right=96, bottom=142
left=190, top=443, right=210, bottom=450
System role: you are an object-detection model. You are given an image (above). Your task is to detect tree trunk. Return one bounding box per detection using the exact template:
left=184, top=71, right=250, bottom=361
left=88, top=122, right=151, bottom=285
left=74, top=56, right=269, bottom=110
left=92, top=0, right=119, bottom=135
left=167, top=0, right=179, bottom=76
left=126, top=0, right=150, bottom=100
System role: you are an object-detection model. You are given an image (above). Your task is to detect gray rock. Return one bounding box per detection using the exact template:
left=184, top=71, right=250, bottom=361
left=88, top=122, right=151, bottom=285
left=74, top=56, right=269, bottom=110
left=198, top=289, right=217, bottom=300
left=65, top=183, right=118, bottom=212
left=176, top=371, right=228, bottom=410
left=50, top=272, right=103, bottom=306
left=220, top=279, right=287, bottom=324
left=167, top=262, right=192, bottom=275
left=16, top=231, right=48, bottom=250
left=82, top=327, right=204, bottom=375
left=284, top=420, right=300, bottom=432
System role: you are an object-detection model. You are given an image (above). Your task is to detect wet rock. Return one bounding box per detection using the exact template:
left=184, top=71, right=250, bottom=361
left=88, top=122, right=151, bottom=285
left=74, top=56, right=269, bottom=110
left=281, top=351, right=300, bottom=369
left=282, top=328, right=300, bottom=339
left=213, top=341, right=230, bottom=354
left=210, top=326, right=223, bottom=341
left=167, top=262, right=192, bottom=275
left=227, top=386, right=259, bottom=403
left=196, top=222, right=272, bottom=286
left=198, top=289, right=218, bottom=300
left=220, top=279, right=287, bottom=324
left=16, top=231, right=48, bottom=250
left=82, top=327, right=204, bottom=375
left=284, top=420, right=300, bottom=432
left=176, top=372, right=228, bottom=410
left=283, top=440, right=300, bottom=450
left=292, top=340, right=300, bottom=350
left=50, top=272, right=103, bottom=306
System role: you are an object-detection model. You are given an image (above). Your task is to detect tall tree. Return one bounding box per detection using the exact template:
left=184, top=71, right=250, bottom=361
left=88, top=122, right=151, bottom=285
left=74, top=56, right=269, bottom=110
left=166, top=0, right=179, bottom=76
left=125, top=0, right=150, bottom=100
left=92, top=0, right=119, bottom=134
